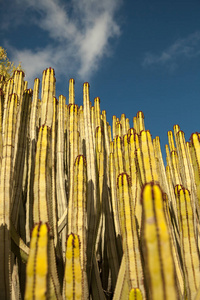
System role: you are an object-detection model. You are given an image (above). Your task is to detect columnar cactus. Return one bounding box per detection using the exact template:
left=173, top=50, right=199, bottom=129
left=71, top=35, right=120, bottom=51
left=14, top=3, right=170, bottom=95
left=0, top=67, right=200, bottom=299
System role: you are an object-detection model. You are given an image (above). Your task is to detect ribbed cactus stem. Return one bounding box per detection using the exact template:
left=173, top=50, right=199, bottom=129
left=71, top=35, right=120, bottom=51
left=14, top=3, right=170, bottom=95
left=24, top=81, right=28, bottom=90
left=129, top=288, right=143, bottom=300
left=78, top=105, right=85, bottom=156
left=123, top=134, right=131, bottom=176
left=2, top=78, right=14, bottom=143
left=94, top=97, right=101, bottom=128
left=129, top=133, right=142, bottom=230
left=25, top=223, right=49, bottom=300
left=120, top=113, right=126, bottom=136
left=139, top=130, right=158, bottom=183
left=112, top=115, right=117, bottom=139
left=141, top=182, right=178, bottom=300
left=162, top=193, right=184, bottom=298
left=91, top=106, right=96, bottom=138
left=13, top=70, right=25, bottom=106
left=26, top=78, right=40, bottom=243
left=190, top=133, right=200, bottom=206
left=168, top=130, right=176, bottom=152
left=11, top=89, right=32, bottom=228
left=40, top=68, right=55, bottom=127
left=109, top=152, right=122, bottom=243
left=33, top=125, right=52, bottom=228
left=71, top=155, right=88, bottom=298
left=113, top=255, right=129, bottom=300
left=64, top=233, right=83, bottom=300
left=51, top=97, right=59, bottom=250
left=116, top=120, right=122, bottom=137
left=165, top=165, right=179, bottom=225
left=176, top=187, right=200, bottom=299
left=171, top=150, right=182, bottom=185
left=133, top=116, right=138, bottom=133
left=126, top=117, right=130, bottom=132
left=153, top=136, right=171, bottom=198
left=136, top=111, right=145, bottom=134
left=67, top=104, right=80, bottom=236
left=0, top=89, right=4, bottom=171
left=117, top=173, right=146, bottom=298
left=176, top=130, right=192, bottom=190
left=56, top=95, right=67, bottom=225
left=101, top=110, right=110, bottom=155
left=68, top=78, right=75, bottom=104
left=0, top=93, right=18, bottom=299
left=83, top=82, right=99, bottom=283
left=113, top=135, right=124, bottom=179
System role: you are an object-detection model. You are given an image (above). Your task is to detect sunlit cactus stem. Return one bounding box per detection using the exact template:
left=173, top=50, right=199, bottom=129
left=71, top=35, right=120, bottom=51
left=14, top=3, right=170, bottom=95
left=117, top=172, right=146, bottom=298
left=26, top=78, right=40, bottom=243
left=176, top=187, right=200, bottom=299
left=64, top=233, right=84, bottom=300
left=25, top=223, right=49, bottom=300
left=141, top=182, right=178, bottom=300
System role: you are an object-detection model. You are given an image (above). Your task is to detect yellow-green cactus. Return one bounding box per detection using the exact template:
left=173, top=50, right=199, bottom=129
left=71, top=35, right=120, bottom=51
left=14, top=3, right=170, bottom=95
left=25, top=223, right=49, bottom=300
left=0, top=69, right=200, bottom=300
left=64, top=233, right=84, bottom=300
left=141, top=182, right=178, bottom=300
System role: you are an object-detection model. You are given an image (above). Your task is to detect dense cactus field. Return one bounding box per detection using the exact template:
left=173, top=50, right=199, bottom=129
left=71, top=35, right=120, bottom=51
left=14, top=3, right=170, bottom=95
left=0, top=68, right=200, bottom=299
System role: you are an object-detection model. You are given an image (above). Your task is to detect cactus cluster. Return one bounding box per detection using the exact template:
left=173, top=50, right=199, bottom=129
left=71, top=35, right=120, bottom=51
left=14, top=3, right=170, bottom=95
left=0, top=68, right=200, bottom=299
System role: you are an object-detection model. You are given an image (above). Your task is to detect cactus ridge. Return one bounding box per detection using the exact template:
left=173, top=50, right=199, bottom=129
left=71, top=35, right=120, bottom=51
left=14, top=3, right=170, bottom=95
left=1, top=70, right=200, bottom=299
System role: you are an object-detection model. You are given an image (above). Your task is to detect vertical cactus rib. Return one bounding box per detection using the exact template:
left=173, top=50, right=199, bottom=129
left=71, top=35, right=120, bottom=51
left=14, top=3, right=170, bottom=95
left=71, top=155, right=89, bottom=298
left=136, top=130, right=158, bottom=186
left=0, top=93, right=18, bottom=299
left=117, top=173, right=146, bottom=298
left=56, top=95, right=67, bottom=257
left=168, top=131, right=176, bottom=152
left=64, top=233, right=83, bottom=300
left=176, top=130, right=192, bottom=190
left=25, top=223, right=49, bottom=300
left=2, top=78, right=14, bottom=143
left=0, top=88, right=4, bottom=172
left=176, top=187, right=200, bottom=299
left=141, top=182, right=178, bottom=300
left=129, top=133, right=142, bottom=232
left=121, top=114, right=126, bottom=136
left=136, top=111, right=145, bottom=134
left=190, top=133, right=200, bottom=206
left=40, top=68, right=55, bottom=127
left=69, top=78, right=75, bottom=105
left=26, top=78, right=40, bottom=243
left=2, top=69, right=200, bottom=299
left=11, top=89, right=32, bottom=228
left=129, top=288, right=143, bottom=300
left=67, top=104, right=80, bottom=235
left=94, top=97, right=101, bottom=128
left=33, top=125, right=52, bottom=228
left=109, top=152, right=122, bottom=257
left=13, top=70, right=25, bottom=106
left=83, top=82, right=99, bottom=284
left=113, top=135, right=124, bottom=179
left=51, top=97, right=59, bottom=247
left=113, top=255, right=129, bottom=300
left=162, top=193, right=184, bottom=298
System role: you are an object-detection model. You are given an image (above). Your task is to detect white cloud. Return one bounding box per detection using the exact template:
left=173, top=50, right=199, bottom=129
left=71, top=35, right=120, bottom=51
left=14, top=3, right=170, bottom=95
left=4, top=0, right=121, bottom=85
left=143, top=31, right=200, bottom=68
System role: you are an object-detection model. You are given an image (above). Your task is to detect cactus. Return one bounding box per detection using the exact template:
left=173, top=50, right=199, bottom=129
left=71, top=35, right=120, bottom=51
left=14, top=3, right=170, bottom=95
left=0, top=67, right=200, bottom=299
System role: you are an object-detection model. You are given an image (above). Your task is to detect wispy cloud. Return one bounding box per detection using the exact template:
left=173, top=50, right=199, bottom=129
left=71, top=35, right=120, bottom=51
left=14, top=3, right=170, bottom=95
left=143, top=31, right=200, bottom=69
left=3, top=0, right=121, bottom=84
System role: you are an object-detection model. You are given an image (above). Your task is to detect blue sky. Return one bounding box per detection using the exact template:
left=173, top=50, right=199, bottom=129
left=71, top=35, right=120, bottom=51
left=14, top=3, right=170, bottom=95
left=1, top=0, right=200, bottom=161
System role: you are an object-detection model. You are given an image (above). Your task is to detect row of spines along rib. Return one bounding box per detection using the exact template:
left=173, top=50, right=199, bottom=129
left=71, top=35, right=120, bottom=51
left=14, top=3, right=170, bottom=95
left=1, top=68, right=200, bottom=299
